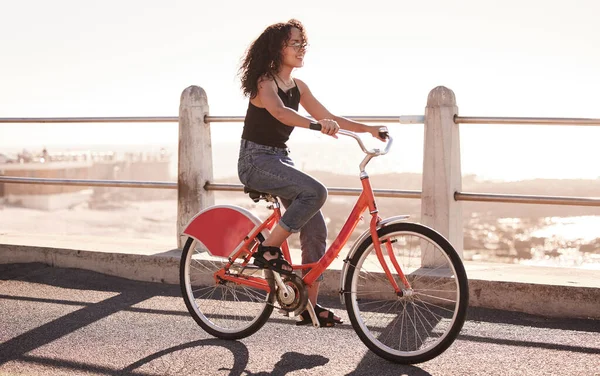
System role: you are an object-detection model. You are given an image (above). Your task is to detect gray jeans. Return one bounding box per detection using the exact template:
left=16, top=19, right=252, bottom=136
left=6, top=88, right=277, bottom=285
left=237, top=139, right=327, bottom=274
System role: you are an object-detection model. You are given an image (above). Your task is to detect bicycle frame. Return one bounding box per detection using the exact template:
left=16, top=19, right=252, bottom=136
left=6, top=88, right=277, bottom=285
left=299, top=175, right=409, bottom=293
left=215, top=130, right=411, bottom=295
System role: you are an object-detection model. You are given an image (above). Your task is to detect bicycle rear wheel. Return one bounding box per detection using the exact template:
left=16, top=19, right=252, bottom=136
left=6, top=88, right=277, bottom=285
left=344, top=222, right=468, bottom=364
left=180, top=237, right=274, bottom=340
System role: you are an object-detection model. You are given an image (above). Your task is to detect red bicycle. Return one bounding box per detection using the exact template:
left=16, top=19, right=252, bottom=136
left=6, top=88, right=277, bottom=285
left=180, top=129, right=469, bottom=364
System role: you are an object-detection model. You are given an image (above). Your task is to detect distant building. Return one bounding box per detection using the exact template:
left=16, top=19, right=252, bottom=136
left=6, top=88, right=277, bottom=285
left=0, top=149, right=172, bottom=210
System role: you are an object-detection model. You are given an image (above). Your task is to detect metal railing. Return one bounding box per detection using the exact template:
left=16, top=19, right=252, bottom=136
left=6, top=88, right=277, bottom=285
left=455, top=116, right=600, bottom=126
left=205, top=183, right=422, bottom=199
left=455, top=192, right=600, bottom=207
left=0, top=117, right=178, bottom=123
left=4, top=115, right=599, bottom=125
left=206, top=115, right=425, bottom=124
left=1, top=115, right=600, bottom=207
left=0, top=176, right=177, bottom=189
left=452, top=115, right=600, bottom=207
left=0, top=115, right=425, bottom=124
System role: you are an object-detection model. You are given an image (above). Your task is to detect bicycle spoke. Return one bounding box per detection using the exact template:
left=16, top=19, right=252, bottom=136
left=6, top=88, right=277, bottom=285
left=416, top=287, right=457, bottom=294
left=379, top=303, right=402, bottom=345
left=361, top=299, right=398, bottom=328
left=355, top=298, right=396, bottom=307
left=240, top=286, right=268, bottom=302
left=399, top=301, right=406, bottom=351
left=411, top=300, right=445, bottom=324
left=413, top=295, right=456, bottom=314
left=193, top=285, right=218, bottom=299
left=415, top=292, right=457, bottom=305
left=411, top=302, right=436, bottom=330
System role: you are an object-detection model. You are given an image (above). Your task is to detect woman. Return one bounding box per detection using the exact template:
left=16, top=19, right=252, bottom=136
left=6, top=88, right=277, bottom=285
left=237, top=19, right=387, bottom=327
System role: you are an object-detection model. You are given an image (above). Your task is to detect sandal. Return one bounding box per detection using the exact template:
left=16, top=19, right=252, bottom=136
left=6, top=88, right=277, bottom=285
left=296, top=304, right=343, bottom=327
left=252, top=245, right=293, bottom=276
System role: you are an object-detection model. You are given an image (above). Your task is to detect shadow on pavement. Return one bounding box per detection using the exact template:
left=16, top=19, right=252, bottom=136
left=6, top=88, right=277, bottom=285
left=0, top=263, right=161, bottom=368
left=466, top=306, right=600, bottom=333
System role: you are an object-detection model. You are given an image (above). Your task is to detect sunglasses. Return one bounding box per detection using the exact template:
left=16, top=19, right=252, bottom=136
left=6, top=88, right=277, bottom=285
left=286, top=41, right=309, bottom=51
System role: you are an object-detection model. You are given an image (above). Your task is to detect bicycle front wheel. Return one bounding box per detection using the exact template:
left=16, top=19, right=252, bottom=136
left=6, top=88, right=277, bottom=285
left=344, top=222, right=469, bottom=364
left=180, top=237, right=274, bottom=340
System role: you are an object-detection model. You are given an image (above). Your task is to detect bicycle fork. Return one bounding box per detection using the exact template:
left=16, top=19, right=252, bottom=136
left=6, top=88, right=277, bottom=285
left=370, top=218, right=413, bottom=296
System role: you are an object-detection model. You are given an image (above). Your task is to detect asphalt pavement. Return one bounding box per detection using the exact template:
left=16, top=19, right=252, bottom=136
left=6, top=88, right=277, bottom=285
left=1, top=263, right=598, bottom=376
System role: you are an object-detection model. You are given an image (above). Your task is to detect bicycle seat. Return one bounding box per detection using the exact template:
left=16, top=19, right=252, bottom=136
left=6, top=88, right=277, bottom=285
left=243, top=186, right=277, bottom=202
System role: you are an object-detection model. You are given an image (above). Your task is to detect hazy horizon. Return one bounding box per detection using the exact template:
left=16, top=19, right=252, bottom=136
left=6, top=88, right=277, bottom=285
left=3, top=133, right=600, bottom=182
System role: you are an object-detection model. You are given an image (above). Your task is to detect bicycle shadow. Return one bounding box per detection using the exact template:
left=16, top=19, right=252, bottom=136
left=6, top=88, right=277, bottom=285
left=118, top=335, right=425, bottom=376
left=228, top=351, right=329, bottom=376
left=124, top=341, right=328, bottom=376
left=346, top=351, right=433, bottom=376
left=122, top=338, right=250, bottom=376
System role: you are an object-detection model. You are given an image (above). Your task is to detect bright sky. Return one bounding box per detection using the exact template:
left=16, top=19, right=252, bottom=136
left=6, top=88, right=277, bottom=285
left=1, top=0, right=599, bottom=179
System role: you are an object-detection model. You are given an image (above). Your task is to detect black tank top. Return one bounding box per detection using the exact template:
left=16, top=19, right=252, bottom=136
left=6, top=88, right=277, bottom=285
left=241, top=79, right=300, bottom=148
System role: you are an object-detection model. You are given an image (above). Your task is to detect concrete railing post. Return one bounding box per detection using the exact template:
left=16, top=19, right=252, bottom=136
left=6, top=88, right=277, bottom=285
left=177, top=86, right=214, bottom=249
left=421, top=86, right=463, bottom=262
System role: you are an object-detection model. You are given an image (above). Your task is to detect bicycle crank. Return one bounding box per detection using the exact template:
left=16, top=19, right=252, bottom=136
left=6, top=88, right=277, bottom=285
left=275, top=274, right=308, bottom=316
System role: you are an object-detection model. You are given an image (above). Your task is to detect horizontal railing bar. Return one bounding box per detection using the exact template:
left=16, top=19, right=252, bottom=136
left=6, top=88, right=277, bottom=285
left=0, top=115, right=425, bottom=124
left=206, top=115, right=424, bottom=124
left=455, top=116, right=600, bottom=126
left=455, top=192, right=600, bottom=207
left=0, top=176, right=177, bottom=189
left=205, top=183, right=422, bottom=199
left=4, top=116, right=598, bottom=126
left=0, top=117, right=178, bottom=123
left=2, top=177, right=598, bottom=206
left=204, top=116, right=244, bottom=122
left=0, top=178, right=421, bottom=198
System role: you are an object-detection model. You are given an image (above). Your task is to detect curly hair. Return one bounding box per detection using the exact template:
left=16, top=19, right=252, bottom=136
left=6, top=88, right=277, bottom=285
left=239, top=19, right=307, bottom=99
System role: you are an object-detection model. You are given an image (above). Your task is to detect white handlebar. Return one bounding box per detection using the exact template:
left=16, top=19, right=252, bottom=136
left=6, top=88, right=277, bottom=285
left=336, top=129, right=393, bottom=156
left=308, top=122, right=392, bottom=172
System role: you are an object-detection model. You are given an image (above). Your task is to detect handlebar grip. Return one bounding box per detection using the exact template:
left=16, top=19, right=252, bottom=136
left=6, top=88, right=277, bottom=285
left=378, top=130, right=389, bottom=140
left=309, top=121, right=322, bottom=131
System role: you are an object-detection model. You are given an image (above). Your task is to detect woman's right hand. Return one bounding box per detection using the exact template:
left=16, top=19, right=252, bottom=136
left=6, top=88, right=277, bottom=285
left=368, top=125, right=389, bottom=141
left=317, top=119, right=340, bottom=138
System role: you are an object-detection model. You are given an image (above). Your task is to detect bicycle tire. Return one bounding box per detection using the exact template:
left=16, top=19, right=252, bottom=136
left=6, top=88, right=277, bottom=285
left=180, top=235, right=274, bottom=340
left=344, top=222, right=469, bottom=364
